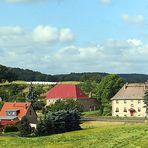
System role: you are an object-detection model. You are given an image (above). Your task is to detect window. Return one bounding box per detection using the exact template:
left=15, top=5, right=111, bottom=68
left=124, top=100, right=127, bottom=104
left=116, top=100, right=119, bottom=104
left=115, top=107, right=119, bottom=112
left=138, top=100, right=141, bottom=104
left=138, top=107, right=141, bottom=112
left=123, top=107, right=127, bottom=112
left=131, top=104, right=134, bottom=107
left=6, top=111, right=16, bottom=116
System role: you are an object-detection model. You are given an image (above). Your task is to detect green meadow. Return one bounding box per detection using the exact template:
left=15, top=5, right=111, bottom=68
left=0, top=121, right=148, bottom=148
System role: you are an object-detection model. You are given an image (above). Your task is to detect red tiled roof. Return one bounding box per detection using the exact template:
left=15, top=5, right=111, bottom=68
left=0, top=102, right=31, bottom=119
left=47, top=84, right=89, bottom=99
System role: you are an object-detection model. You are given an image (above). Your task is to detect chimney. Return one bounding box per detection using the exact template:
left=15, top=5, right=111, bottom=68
left=124, top=82, right=128, bottom=90
left=144, top=81, right=148, bottom=91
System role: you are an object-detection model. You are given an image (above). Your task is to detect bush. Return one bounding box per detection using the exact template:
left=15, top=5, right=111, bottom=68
left=46, top=99, right=83, bottom=113
left=18, top=116, right=32, bottom=137
left=4, top=124, right=18, bottom=133
left=36, top=109, right=81, bottom=136
left=32, top=100, right=45, bottom=111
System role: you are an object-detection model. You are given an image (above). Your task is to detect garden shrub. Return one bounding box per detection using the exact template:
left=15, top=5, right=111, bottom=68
left=18, top=116, right=32, bottom=137
left=4, top=124, right=18, bottom=132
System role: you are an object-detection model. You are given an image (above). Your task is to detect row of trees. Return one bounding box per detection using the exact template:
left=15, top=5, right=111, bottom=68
left=0, top=65, right=17, bottom=82
left=2, top=64, right=148, bottom=83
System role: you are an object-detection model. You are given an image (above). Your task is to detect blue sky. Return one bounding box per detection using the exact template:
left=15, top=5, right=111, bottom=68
left=0, top=0, right=148, bottom=74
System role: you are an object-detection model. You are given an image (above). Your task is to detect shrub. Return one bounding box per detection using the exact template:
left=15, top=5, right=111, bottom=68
left=18, top=116, right=32, bottom=137
left=46, top=99, right=83, bottom=112
left=32, top=100, right=45, bottom=111
left=4, top=124, right=18, bottom=133
left=36, top=109, right=81, bottom=136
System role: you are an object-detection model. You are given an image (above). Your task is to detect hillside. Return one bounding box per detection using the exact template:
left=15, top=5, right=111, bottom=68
left=0, top=64, right=148, bottom=83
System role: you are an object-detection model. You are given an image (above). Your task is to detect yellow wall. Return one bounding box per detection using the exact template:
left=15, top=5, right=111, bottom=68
left=112, top=99, right=146, bottom=117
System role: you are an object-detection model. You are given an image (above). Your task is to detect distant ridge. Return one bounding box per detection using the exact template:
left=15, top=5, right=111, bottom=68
left=0, top=64, right=148, bottom=83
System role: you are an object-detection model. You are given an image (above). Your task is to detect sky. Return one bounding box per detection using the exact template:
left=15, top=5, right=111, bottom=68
left=0, top=0, right=148, bottom=74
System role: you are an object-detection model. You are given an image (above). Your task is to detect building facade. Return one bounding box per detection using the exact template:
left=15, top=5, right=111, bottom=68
left=111, top=83, right=147, bottom=117
left=46, top=84, right=99, bottom=111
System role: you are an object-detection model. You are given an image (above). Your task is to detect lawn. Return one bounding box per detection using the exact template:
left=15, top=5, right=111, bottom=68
left=0, top=121, right=148, bottom=148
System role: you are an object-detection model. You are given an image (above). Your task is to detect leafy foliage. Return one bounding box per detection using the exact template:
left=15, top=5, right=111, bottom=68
left=45, top=99, right=83, bottom=112
left=80, top=74, right=102, bottom=97
left=0, top=65, right=17, bottom=82
left=32, top=100, right=45, bottom=111
left=94, top=74, right=124, bottom=115
left=4, top=124, right=18, bottom=133
left=36, top=110, right=81, bottom=136
left=18, top=116, right=32, bottom=137
left=0, top=84, right=53, bottom=103
left=1, top=64, right=148, bottom=82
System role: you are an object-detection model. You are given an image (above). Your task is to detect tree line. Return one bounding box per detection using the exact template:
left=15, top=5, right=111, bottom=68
left=1, top=64, right=148, bottom=83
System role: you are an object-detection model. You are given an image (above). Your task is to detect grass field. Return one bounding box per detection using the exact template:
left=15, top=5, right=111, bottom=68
left=0, top=121, right=148, bottom=148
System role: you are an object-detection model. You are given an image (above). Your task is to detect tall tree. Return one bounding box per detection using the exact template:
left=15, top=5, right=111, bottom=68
left=95, top=74, right=124, bottom=115
left=27, top=83, right=37, bottom=101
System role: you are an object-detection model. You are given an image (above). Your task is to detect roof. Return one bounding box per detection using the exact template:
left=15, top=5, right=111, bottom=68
left=0, top=102, right=31, bottom=119
left=111, top=83, right=148, bottom=100
left=47, top=84, right=89, bottom=99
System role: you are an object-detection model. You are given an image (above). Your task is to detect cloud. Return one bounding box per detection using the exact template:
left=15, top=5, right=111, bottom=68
left=0, top=26, right=148, bottom=74
left=127, top=39, right=143, bottom=46
left=122, top=14, right=145, bottom=25
left=32, top=25, right=59, bottom=43
left=0, top=26, right=24, bottom=35
left=32, top=25, right=74, bottom=43
left=49, top=38, right=148, bottom=74
left=60, top=28, right=74, bottom=43
left=99, top=0, right=112, bottom=5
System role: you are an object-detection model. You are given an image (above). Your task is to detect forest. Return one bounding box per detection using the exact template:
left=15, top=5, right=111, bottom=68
left=0, top=64, right=148, bottom=83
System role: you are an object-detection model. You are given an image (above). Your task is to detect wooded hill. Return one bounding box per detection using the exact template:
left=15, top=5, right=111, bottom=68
left=0, top=64, right=148, bottom=83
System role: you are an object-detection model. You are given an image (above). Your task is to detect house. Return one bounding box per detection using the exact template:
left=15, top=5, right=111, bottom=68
left=0, top=102, right=37, bottom=127
left=46, top=84, right=99, bottom=111
left=111, top=83, right=147, bottom=117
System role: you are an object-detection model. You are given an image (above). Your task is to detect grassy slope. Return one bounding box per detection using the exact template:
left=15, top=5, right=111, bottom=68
left=0, top=122, right=148, bottom=148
